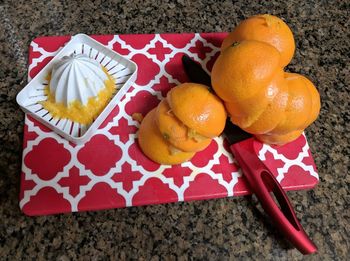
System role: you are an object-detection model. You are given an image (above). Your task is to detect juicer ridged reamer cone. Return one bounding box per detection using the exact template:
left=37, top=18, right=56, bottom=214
left=50, top=53, right=108, bottom=106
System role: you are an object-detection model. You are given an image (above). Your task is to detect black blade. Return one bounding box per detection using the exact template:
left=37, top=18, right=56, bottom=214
left=223, top=118, right=252, bottom=144
left=181, top=54, right=252, bottom=144
left=182, top=55, right=212, bottom=87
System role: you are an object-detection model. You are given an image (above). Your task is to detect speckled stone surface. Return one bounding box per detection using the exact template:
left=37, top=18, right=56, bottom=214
left=0, top=0, right=349, bottom=260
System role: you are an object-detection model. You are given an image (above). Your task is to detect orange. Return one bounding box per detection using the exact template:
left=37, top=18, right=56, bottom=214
left=224, top=69, right=284, bottom=128
left=301, top=74, right=321, bottom=126
left=221, top=14, right=295, bottom=67
left=166, top=83, right=226, bottom=138
left=255, top=130, right=303, bottom=145
left=241, top=77, right=289, bottom=134
left=270, top=73, right=317, bottom=135
left=155, top=99, right=211, bottom=152
left=211, top=40, right=282, bottom=102
left=138, top=108, right=195, bottom=165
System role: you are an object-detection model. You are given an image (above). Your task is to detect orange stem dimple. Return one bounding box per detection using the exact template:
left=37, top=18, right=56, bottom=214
left=231, top=42, right=240, bottom=48
left=262, top=14, right=273, bottom=27
left=261, top=14, right=282, bottom=29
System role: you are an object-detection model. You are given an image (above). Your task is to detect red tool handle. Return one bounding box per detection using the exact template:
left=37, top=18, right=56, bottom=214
left=231, top=138, right=317, bottom=255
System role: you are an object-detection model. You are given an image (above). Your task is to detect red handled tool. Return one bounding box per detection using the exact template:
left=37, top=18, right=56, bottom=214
left=182, top=55, right=317, bottom=255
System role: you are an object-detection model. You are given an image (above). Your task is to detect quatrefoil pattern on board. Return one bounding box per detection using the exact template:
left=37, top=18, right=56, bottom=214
left=20, top=33, right=319, bottom=216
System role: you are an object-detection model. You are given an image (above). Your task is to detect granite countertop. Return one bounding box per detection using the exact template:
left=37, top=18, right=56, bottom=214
left=0, top=0, right=349, bottom=260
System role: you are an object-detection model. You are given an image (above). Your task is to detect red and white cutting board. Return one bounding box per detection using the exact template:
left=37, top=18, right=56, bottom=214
left=20, top=33, right=319, bottom=216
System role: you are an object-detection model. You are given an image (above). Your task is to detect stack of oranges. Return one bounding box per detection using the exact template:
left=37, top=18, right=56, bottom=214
left=137, top=14, right=320, bottom=164
left=212, top=14, right=320, bottom=145
left=138, top=83, right=226, bottom=165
